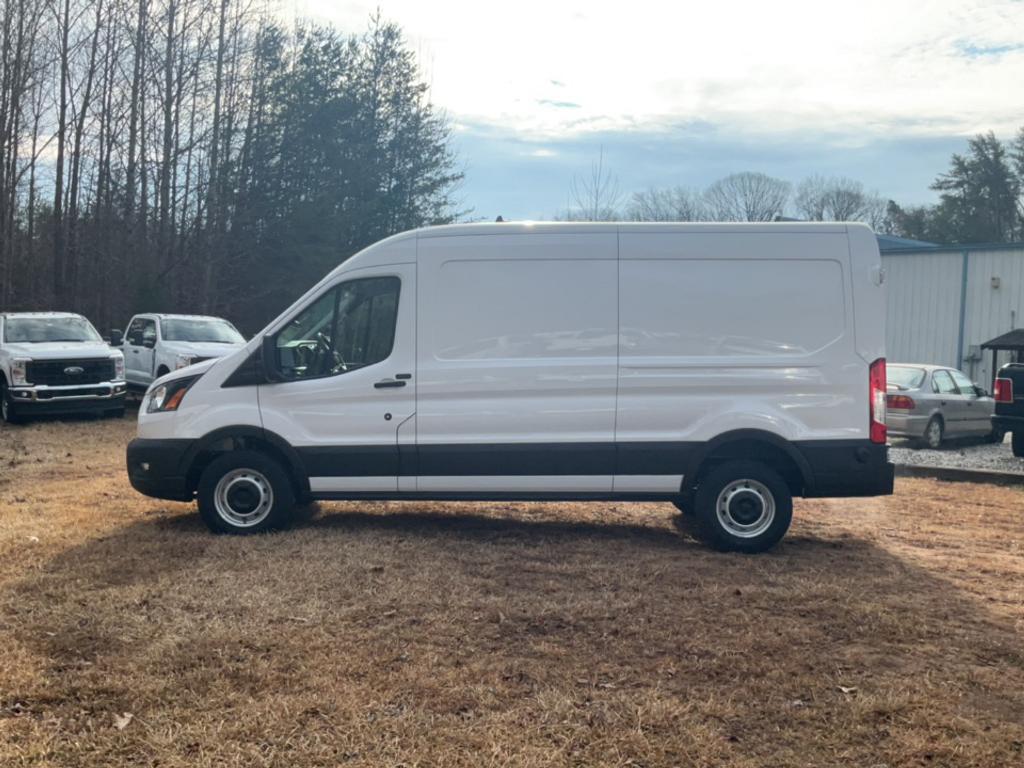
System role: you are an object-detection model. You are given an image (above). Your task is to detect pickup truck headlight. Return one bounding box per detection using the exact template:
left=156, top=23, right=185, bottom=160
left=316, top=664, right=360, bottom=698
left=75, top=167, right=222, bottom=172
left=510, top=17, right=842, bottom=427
left=147, top=375, right=198, bottom=413
left=111, top=353, right=125, bottom=380
left=10, top=358, right=29, bottom=385
left=175, top=354, right=195, bottom=370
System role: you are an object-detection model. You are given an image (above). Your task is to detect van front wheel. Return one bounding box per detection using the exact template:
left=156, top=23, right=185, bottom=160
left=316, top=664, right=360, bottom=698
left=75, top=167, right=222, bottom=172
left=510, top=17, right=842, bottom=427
left=688, top=461, right=792, bottom=553
left=197, top=450, right=295, bottom=534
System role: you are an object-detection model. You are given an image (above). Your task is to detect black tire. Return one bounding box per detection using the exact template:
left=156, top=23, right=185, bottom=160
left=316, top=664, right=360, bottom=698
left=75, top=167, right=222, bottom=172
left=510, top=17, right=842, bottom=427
left=197, top=450, right=295, bottom=534
left=0, top=381, right=23, bottom=425
left=687, top=460, right=793, bottom=553
left=105, top=407, right=126, bottom=419
left=1012, top=431, right=1024, bottom=458
left=920, top=416, right=943, bottom=450
left=988, top=427, right=1006, bottom=444
left=156, top=366, right=170, bottom=378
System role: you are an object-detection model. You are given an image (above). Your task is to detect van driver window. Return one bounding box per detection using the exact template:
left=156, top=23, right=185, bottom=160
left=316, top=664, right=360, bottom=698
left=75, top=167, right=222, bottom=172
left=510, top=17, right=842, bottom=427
left=275, top=276, right=400, bottom=379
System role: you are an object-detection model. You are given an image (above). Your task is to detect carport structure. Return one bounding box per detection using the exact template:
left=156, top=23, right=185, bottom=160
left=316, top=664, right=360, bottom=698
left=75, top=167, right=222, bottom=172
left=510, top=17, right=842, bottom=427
left=981, top=329, right=1024, bottom=387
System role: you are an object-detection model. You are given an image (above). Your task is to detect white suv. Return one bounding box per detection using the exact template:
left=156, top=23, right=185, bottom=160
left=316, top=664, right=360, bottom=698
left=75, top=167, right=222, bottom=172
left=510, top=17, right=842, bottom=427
left=112, top=314, right=246, bottom=390
left=0, top=312, right=126, bottom=424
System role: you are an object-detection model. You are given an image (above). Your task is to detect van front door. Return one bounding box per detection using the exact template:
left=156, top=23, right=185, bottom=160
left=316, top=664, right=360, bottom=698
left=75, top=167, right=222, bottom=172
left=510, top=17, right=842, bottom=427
left=258, top=264, right=416, bottom=493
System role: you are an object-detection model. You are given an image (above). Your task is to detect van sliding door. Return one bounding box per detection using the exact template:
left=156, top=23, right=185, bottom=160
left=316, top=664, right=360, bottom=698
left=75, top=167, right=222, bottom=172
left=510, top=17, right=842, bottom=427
left=414, top=233, right=618, bottom=493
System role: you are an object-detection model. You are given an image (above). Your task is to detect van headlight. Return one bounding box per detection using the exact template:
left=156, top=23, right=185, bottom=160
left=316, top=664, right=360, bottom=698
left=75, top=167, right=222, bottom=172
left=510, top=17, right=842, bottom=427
left=147, top=376, right=199, bottom=413
left=111, top=353, right=125, bottom=380
left=10, top=358, right=30, bottom=385
left=175, top=354, right=195, bottom=370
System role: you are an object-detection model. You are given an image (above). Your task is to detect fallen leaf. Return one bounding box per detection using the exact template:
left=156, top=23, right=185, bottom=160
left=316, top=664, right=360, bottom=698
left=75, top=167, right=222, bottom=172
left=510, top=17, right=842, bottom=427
left=838, top=686, right=858, bottom=695
left=113, top=712, right=133, bottom=730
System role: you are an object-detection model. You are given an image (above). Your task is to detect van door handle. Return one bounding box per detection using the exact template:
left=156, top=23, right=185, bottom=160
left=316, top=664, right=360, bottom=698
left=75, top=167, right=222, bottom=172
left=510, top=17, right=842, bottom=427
left=374, top=379, right=406, bottom=389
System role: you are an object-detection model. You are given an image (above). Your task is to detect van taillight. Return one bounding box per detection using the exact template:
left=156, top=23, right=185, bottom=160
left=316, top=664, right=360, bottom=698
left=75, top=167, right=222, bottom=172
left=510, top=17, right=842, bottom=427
left=995, top=377, right=1014, bottom=403
left=886, top=394, right=915, bottom=410
left=869, top=358, right=887, bottom=444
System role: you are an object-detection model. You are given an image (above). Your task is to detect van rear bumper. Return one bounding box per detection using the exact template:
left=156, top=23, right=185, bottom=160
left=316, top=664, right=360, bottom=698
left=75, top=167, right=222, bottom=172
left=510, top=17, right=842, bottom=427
left=799, top=441, right=895, bottom=497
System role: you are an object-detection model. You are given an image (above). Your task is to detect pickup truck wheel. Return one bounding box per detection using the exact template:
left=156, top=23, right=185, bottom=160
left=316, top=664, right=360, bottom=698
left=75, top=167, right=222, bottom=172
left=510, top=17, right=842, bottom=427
left=687, top=461, right=792, bottom=553
left=921, top=417, right=943, bottom=450
left=0, top=383, right=23, bottom=425
left=1012, top=431, right=1024, bottom=458
left=197, top=450, right=295, bottom=534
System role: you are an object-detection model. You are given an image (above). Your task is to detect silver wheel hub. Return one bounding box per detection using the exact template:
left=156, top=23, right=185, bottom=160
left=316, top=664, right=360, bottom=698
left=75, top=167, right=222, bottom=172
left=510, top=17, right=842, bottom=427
left=214, top=468, right=274, bottom=527
left=716, top=479, right=775, bottom=538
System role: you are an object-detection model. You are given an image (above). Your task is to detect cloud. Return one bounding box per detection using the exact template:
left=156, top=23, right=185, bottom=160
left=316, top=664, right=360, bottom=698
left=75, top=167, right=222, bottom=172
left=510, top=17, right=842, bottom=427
left=299, top=0, right=1024, bottom=142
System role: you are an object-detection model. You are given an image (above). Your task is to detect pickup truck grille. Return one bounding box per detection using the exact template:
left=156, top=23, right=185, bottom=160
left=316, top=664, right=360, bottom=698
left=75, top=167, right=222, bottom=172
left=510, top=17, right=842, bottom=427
left=25, top=358, right=116, bottom=386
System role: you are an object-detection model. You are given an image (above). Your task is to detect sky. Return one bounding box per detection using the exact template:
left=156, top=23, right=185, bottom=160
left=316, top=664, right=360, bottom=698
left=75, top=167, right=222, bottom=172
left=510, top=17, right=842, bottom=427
left=297, top=0, right=1024, bottom=220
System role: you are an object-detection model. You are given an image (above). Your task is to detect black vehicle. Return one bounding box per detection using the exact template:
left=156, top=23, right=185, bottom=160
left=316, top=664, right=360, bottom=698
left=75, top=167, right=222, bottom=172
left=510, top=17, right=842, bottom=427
left=992, top=363, right=1024, bottom=456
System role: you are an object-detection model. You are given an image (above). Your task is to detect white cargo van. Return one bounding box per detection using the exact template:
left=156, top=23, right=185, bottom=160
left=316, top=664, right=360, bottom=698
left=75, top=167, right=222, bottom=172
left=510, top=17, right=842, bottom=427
left=127, top=222, right=893, bottom=552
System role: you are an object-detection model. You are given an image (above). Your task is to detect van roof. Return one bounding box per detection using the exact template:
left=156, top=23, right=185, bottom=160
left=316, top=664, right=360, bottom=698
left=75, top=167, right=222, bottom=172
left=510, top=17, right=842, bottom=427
left=414, top=221, right=854, bottom=239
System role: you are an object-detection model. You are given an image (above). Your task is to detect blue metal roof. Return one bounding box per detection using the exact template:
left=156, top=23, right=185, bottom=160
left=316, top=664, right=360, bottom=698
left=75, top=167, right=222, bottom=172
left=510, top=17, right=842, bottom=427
left=876, top=234, right=939, bottom=252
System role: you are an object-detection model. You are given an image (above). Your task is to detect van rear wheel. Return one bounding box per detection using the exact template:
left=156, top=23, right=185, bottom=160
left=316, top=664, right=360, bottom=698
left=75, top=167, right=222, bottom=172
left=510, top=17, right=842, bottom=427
left=197, top=450, right=295, bottom=534
left=687, top=460, right=792, bottom=553
left=1012, top=431, right=1024, bottom=458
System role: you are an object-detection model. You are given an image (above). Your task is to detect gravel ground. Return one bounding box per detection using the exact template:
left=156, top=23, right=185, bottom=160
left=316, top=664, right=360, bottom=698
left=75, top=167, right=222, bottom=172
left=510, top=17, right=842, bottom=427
left=889, top=434, right=1024, bottom=473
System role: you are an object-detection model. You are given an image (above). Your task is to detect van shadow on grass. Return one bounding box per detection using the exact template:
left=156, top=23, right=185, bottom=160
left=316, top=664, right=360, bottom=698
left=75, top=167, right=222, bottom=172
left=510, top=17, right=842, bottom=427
left=3, top=500, right=1024, bottom=766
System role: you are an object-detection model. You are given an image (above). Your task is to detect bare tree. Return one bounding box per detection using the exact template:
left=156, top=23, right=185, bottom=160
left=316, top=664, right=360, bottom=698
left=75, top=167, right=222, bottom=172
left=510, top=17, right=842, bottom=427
left=703, top=172, right=790, bottom=222
left=626, top=186, right=704, bottom=221
left=567, top=147, right=622, bottom=221
left=795, top=175, right=886, bottom=225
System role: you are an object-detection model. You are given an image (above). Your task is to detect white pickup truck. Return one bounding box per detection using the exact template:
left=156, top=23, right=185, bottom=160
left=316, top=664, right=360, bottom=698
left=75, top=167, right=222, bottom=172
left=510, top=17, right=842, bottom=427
left=111, top=314, right=246, bottom=390
left=0, top=312, right=126, bottom=424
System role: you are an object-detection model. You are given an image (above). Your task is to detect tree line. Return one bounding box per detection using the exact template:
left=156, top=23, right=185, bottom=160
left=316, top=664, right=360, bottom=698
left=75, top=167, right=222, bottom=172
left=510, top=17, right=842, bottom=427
left=563, top=153, right=887, bottom=228
left=0, top=2, right=461, bottom=333
left=564, top=131, right=1024, bottom=246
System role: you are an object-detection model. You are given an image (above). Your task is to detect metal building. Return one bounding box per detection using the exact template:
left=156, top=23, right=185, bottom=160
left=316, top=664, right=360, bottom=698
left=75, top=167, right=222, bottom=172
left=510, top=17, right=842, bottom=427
left=881, top=238, right=1024, bottom=386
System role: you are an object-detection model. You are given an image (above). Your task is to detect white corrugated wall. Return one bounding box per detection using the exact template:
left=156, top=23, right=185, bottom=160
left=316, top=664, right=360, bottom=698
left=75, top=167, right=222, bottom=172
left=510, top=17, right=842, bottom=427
left=882, top=245, right=1024, bottom=387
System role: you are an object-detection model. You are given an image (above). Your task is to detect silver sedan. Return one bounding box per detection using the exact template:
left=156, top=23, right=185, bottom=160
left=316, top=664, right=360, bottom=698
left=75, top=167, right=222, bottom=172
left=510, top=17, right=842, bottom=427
left=886, top=364, right=1000, bottom=449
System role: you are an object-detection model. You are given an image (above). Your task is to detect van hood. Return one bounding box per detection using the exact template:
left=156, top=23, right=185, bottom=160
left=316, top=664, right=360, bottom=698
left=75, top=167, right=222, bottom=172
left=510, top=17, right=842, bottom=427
left=149, top=356, right=219, bottom=391
left=160, top=341, right=245, bottom=358
left=4, top=341, right=119, bottom=360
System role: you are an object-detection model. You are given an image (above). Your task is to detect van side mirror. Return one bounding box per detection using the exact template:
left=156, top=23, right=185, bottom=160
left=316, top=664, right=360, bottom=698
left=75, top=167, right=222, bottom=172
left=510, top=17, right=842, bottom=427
left=261, top=335, right=284, bottom=382
left=109, top=329, right=123, bottom=346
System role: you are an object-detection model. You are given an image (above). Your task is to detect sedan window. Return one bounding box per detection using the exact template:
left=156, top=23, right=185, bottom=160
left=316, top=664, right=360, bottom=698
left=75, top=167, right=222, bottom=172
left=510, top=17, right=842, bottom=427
left=931, top=370, right=958, bottom=395
left=949, top=369, right=978, bottom=395
left=887, top=366, right=925, bottom=389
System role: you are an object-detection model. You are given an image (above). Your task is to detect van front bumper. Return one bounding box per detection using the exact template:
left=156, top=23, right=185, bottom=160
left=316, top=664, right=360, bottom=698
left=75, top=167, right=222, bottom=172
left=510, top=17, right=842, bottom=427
left=126, top=438, right=194, bottom=501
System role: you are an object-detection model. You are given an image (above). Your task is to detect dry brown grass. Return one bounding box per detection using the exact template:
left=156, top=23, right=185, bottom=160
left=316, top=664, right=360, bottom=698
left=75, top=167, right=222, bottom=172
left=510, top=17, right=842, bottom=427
left=1, top=415, right=1022, bottom=767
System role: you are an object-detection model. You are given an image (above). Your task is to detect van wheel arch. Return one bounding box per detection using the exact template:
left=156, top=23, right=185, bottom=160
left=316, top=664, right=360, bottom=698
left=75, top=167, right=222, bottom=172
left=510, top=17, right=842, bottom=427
left=683, top=430, right=810, bottom=498
left=184, top=427, right=310, bottom=501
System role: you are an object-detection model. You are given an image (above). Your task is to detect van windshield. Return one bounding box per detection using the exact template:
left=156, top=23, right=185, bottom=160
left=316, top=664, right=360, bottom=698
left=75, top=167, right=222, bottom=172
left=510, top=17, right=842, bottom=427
left=887, top=366, right=926, bottom=390
left=162, top=318, right=244, bottom=344
left=4, top=316, right=102, bottom=343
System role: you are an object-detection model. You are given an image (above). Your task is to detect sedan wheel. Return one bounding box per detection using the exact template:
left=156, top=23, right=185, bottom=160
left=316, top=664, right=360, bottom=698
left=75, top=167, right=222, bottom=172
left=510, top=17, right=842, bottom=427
left=923, top=417, right=943, bottom=449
